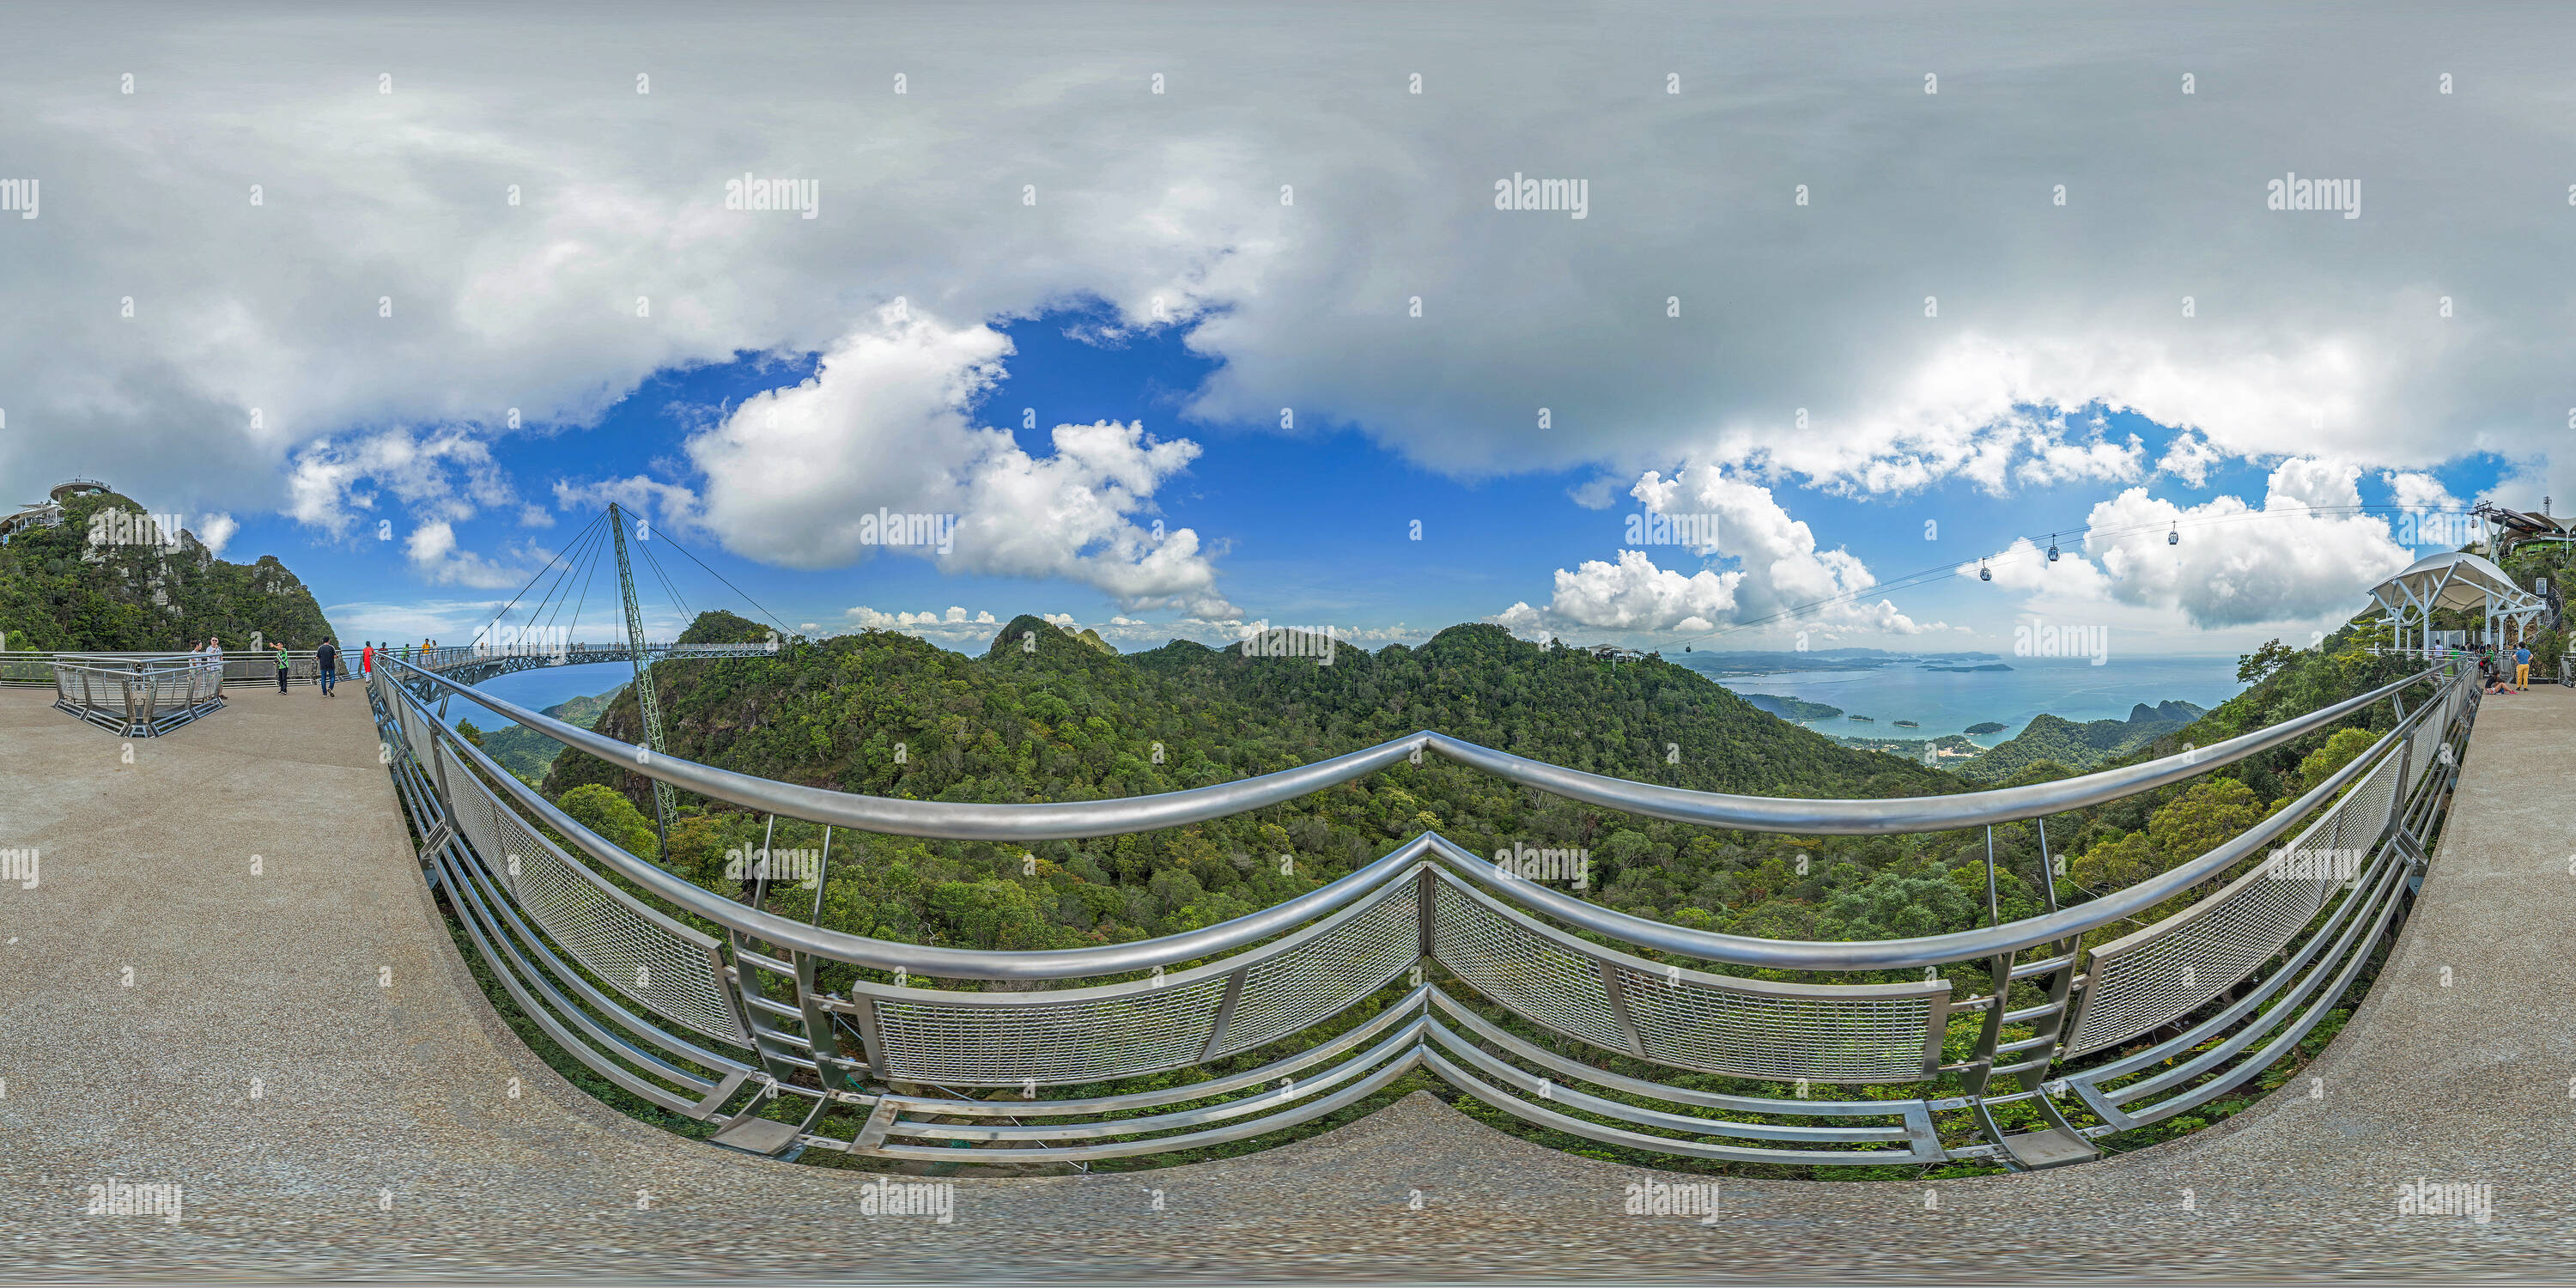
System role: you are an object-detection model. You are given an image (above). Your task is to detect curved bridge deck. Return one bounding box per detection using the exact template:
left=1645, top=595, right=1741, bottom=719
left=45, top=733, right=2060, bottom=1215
left=2, top=682, right=2569, bottom=1280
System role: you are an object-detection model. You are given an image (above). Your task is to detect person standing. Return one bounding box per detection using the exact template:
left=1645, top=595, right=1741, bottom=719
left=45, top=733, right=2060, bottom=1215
left=317, top=639, right=339, bottom=697
left=275, top=641, right=291, bottom=694
left=2514, top=641, right=2533, bottom=692
left=361, top=641, right=374, bottom=677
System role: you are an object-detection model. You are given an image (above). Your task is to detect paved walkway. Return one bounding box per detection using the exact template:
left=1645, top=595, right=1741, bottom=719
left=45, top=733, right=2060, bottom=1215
left=2, top=682, right=2572, bottom=1282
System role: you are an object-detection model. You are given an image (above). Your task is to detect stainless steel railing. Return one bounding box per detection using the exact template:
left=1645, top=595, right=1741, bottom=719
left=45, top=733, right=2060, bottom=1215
left=6, top=649, right=344, bottom=689
left=50, top=653, right=228, bottom=735
left=368, top=647, right=2475, bottom=1171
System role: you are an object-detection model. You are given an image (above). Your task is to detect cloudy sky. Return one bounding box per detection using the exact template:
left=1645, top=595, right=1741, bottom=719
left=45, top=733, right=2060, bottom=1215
left=3, top=2, right=2567, bottom=656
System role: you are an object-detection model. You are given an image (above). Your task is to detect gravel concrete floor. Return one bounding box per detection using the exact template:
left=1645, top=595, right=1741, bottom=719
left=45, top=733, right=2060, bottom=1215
left=2, top=680, right=2572, bottom=1284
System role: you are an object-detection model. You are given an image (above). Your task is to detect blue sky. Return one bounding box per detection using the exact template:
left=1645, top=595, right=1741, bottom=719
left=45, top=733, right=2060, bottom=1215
left=216, top=308, right=2512, bottom=658
left=3, top=4, right=2565, bottom=660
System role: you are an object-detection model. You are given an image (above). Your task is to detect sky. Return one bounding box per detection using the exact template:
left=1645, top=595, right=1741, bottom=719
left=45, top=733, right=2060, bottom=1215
left=3, top=2, right=2567, bottom=660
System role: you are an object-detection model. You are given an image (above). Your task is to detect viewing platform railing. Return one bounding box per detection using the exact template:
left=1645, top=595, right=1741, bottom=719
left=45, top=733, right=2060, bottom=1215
left=365, top=646, right=2474, bottom=1172
left=49, top=653, right=228, bottom=735
left=4, top=649, right=343, bottom=690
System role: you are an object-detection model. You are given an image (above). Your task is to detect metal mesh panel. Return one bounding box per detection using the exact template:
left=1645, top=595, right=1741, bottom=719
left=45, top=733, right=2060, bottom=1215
left=2329, top=753, right=2400, bottom=858
left=869, top=977, right=1230, bottom=1086
left=2063, top=764, right=2380, bottom=1057
left=401, top=702, right=437, bottom=771
left=1212, top=884, right=1420, bottom=1056
left=439, top=740, right=506, bottom=861
left=1430, top=881, right=1631, bottom=1052
left=2406, top=692, right=2452, bottom=788
left=437, top=744, right=744, bottom=1043
left=1612, top=963, right=1939, bottom=1084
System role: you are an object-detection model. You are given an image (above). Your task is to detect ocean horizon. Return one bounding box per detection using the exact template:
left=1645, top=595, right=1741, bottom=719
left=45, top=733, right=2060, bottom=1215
left=1680, top=653, right=2249, bottom=746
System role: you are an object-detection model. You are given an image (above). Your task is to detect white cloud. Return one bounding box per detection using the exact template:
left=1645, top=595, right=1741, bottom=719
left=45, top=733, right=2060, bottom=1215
left=1630, top=465, right=1925, bottom=632
left=1498, top=467, right=1935, bottom=640
left=404, top=519, right=523, bottom=588
left=2264, top=457, right=2362, bottom=511
left=323, top=598, right=508, bottom=641
left=1514, top=549, right=1742, bottom=633
left=1956, top=536, right=2114, bottom=598
left=2014, top=428, right=2145, bottom=489
left=575, top=306, right=1237, bottom=617
left=846, top=605, right=1000, bottom=631
left=1566, top=474, right=1629, bottom=510
left=1965, top=464, right=2416, bottom=629
left=552, top=476, right=700, bottom=531
left=286, top=427, right=518, bottom=538
left=2156, top=431, right=2225, bottom=488
left=2384, top=470, right=2457, bottom=512
left=194, top=513, right=238, bottom=557
left=3, top=10, right=2560, bottom=537
left=842, top=602, right=1422, bottom=653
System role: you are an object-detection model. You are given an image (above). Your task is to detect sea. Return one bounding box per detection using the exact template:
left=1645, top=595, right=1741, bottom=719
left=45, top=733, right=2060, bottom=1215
left=434, top=660, right=634, bottom=729
left=1675, top=653, right=2248, bottom=748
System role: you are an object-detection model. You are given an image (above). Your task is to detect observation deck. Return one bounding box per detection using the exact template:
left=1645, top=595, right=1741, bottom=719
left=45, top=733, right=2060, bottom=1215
left=0, top=647, right=2566, bottom=1280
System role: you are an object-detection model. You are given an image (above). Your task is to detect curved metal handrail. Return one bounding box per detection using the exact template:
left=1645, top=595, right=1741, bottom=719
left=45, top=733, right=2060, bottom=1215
left=386, top=654, right=2438, bottom=837
left=380, top=653, right=2445, bottom=976
left=364, top=647, right=2476, bottom=1167
left=1425, top=682, right=2425, bottom=969
left=444, top=724, right=1441, bottom=980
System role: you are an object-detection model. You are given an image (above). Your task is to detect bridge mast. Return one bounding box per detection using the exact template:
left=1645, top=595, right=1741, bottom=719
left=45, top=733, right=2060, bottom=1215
left=608, top=502, right=674, bottom=855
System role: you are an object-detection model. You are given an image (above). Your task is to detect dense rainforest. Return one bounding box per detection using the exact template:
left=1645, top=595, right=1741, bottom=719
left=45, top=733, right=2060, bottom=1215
left=1954, top=699, right=2207, bottom=781
left=534, top=609, right=2433, bottom=973
left=0, top=487, right=340, bottom=650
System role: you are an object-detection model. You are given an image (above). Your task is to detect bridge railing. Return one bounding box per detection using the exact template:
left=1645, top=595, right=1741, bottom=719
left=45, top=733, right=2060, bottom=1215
left=49, top=652, right=228, bottom=735
left=368, top=649, right=2474, bottom=1171
left=3, top=649, right=350, bottom=689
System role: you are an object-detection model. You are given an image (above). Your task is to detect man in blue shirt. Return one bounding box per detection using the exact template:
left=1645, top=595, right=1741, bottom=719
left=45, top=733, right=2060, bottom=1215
left=2514, top=642, right=2533, bottom=692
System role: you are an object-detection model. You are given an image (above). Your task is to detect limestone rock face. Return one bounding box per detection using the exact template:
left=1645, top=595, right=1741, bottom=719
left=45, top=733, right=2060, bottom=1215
left=0, top=485, right=340, bottom=651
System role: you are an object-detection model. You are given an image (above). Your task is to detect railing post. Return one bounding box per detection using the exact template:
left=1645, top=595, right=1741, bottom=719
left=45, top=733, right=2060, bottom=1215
left=792, top=951, right=858, bottom=1095
left=1200, top=966, right=1249, bottom=1060
left=808, top=826, right=832, bottom=925
left=1594, top=958, right=1648, bottom=1058
left=1415, top=866, right=1437, bottom=961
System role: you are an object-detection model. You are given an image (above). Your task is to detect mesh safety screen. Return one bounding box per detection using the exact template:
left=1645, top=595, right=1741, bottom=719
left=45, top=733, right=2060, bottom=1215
left=2329, top=753, right=2401, bottom=857
left=398, top=701, right=435, bottom=771
left=1430, top=881, right=1631, bottom=1051
left=869, top=976, right=1230, bottom=1087
left=1212, top=884, right=1420, bottom=1056
left=1613, top=963, right=1940, bottom=1084
left=438, top=744, right=743, bottom=1043
left=2061, top=761, right=2384, bottom=1056
left=2409, top=687, right=2459, bottom=789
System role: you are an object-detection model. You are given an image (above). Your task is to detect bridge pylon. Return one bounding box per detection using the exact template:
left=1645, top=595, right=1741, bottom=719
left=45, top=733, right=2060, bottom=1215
left=608, top=501, right=675, bottom=854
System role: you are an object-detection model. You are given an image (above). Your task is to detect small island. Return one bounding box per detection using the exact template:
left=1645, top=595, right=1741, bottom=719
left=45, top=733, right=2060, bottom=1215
left=1847, top=714, right=1874, bottom=722
left=1893, top=720, right=1919, bottom=728
left=1923, top=663, right=2015, bottom=673
left=1965, top=721, right=2008, bottom=735
left=1738, top=693, right=1844, bottom=721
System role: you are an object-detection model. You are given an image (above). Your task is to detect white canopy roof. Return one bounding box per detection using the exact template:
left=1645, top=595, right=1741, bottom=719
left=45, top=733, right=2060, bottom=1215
left=2371, top=550, right=2544, bottom=617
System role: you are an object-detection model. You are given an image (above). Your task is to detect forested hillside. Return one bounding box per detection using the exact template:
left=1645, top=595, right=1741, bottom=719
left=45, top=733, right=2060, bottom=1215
left=0, top=488, right=339, bottom=650
left=522, top=611, right=2421, bottom=971
left=544, top=615, right=1987, bottom=959
left=463, top=685, right=625, bottom=784
left=1956, top=700, right=2206, bottom=782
